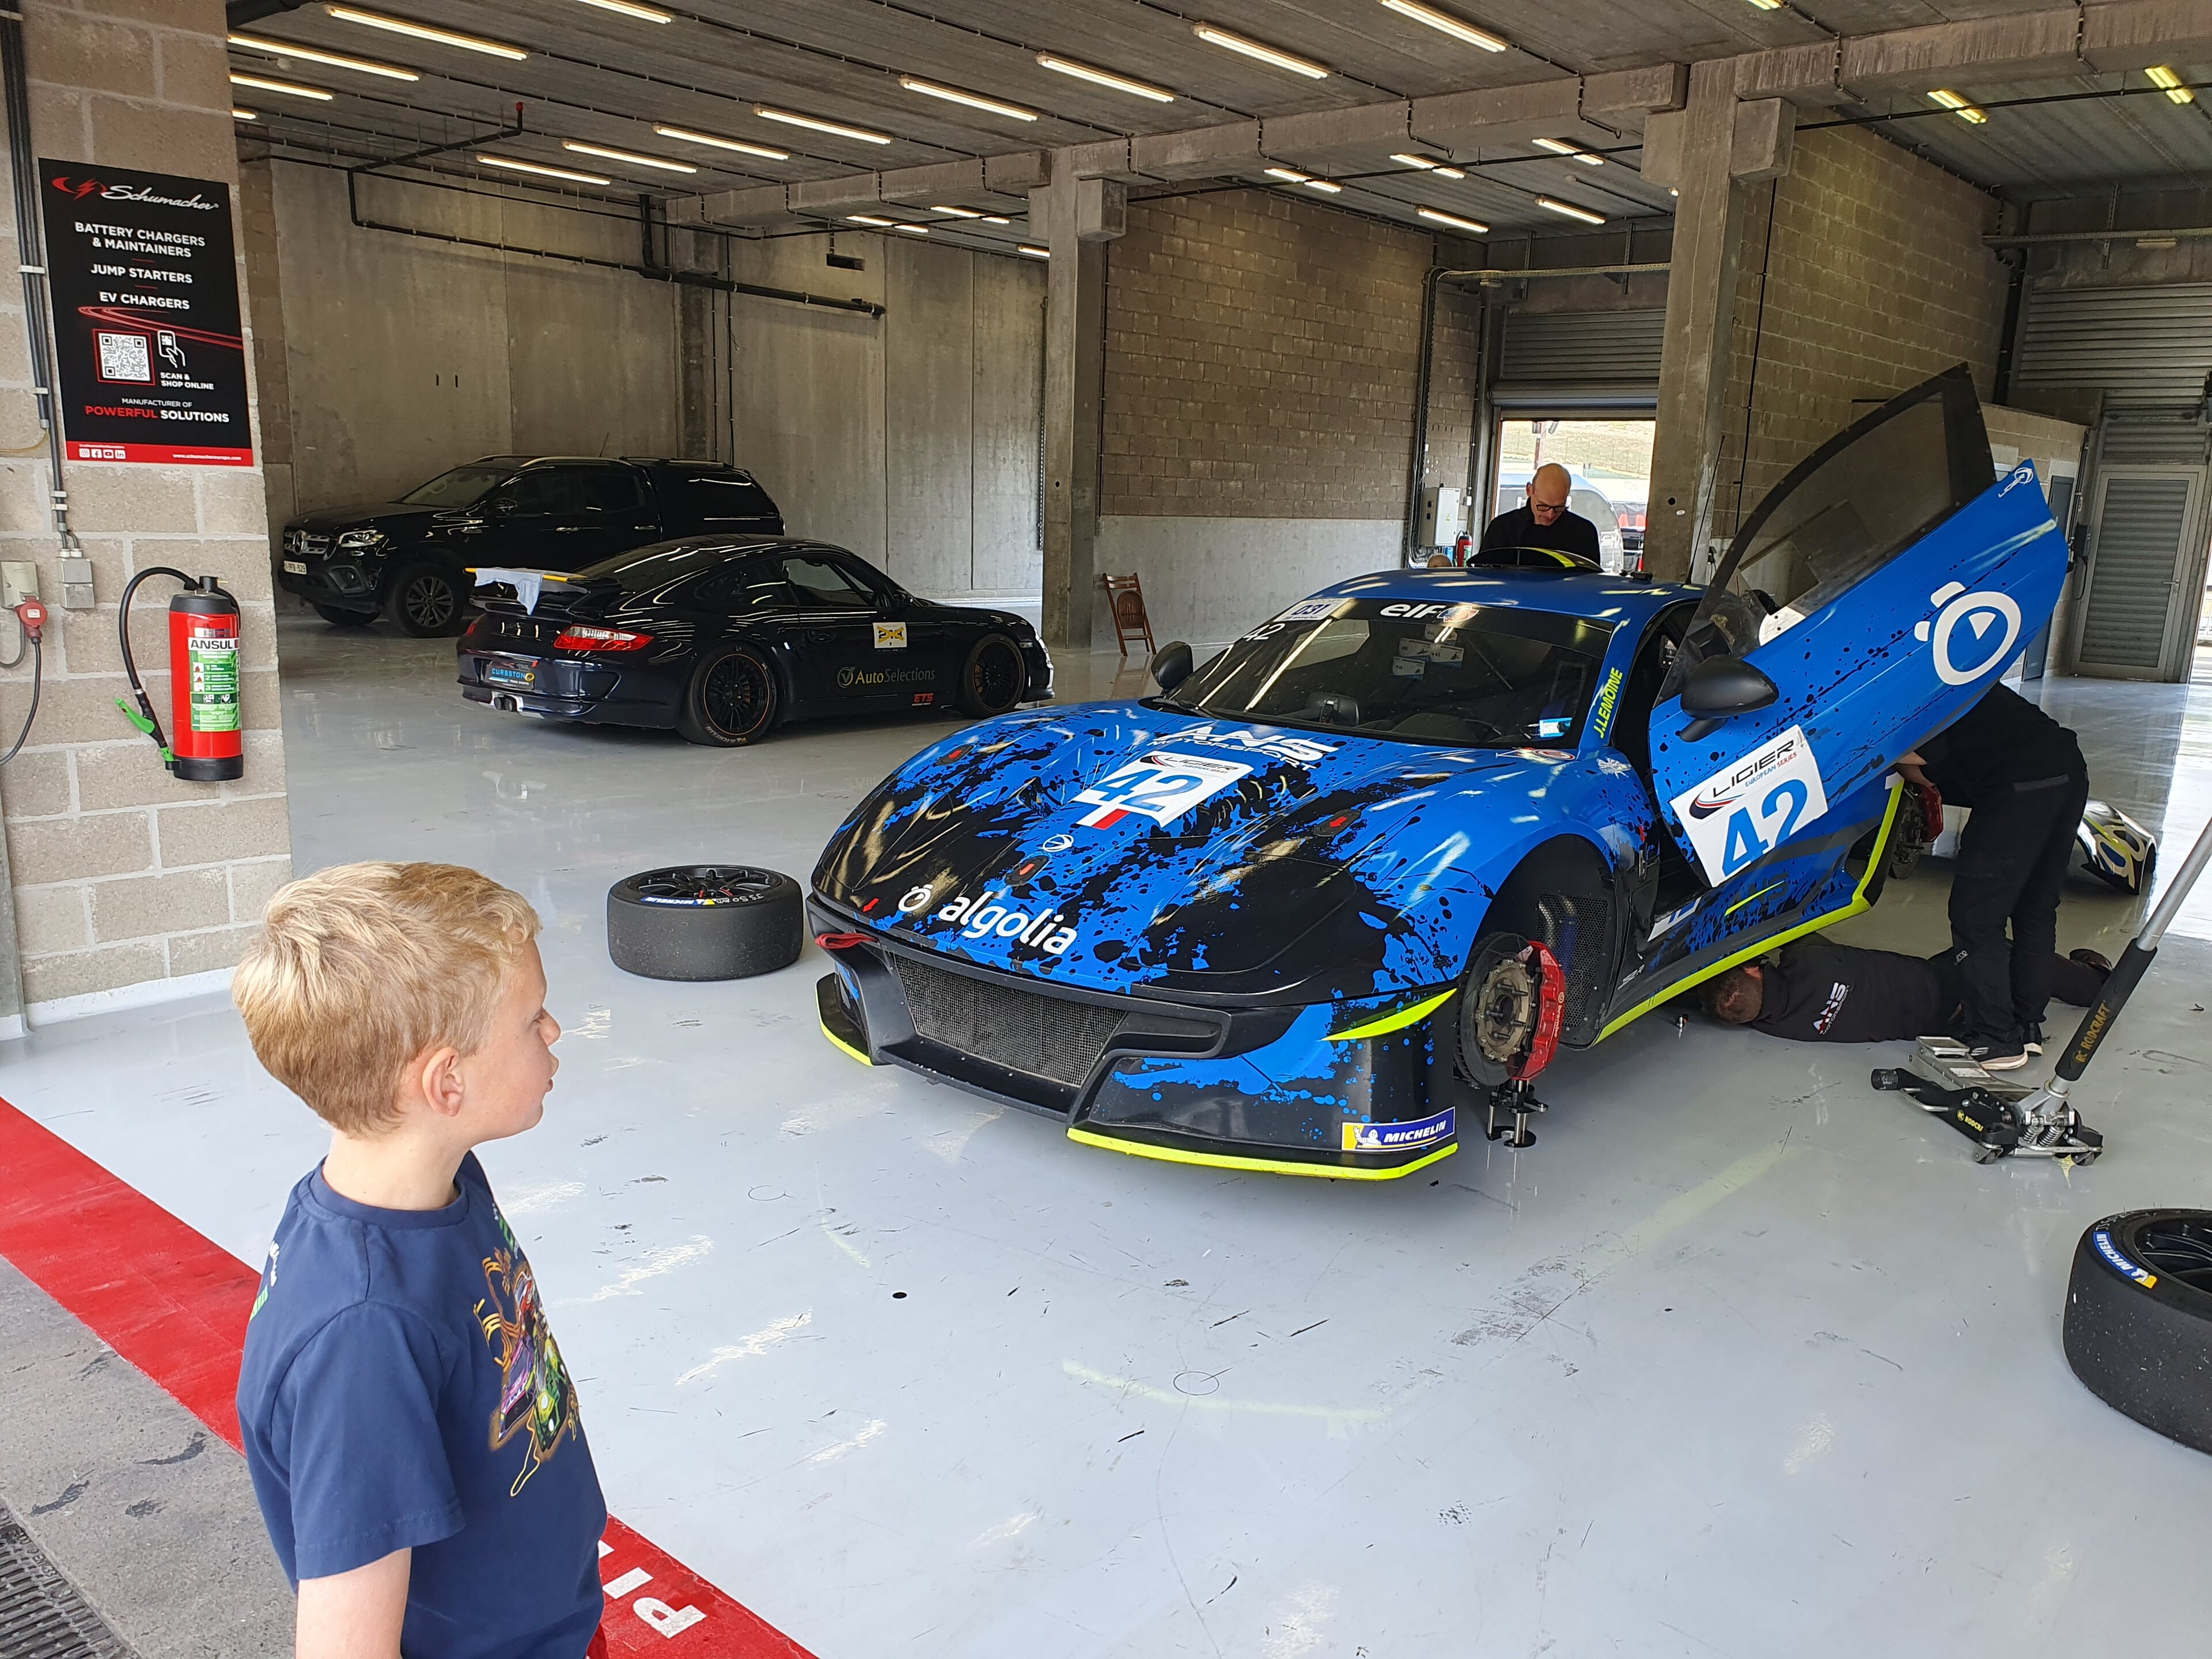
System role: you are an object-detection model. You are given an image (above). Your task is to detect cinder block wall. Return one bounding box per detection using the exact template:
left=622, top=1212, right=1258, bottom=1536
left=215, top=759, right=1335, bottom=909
left=0, top=0, right=290, bottom=1015
left=1710, top=126, right=2009, bottom=540
left=1097, top=188, right=1480, bottom=640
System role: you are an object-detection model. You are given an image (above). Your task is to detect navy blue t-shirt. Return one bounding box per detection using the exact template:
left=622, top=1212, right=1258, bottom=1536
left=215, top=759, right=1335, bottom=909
left=237, top=1153, right=606, bottom=1659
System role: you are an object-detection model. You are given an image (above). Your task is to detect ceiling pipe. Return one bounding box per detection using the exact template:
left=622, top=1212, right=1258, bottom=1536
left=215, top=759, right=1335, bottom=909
left=1440, top=259, right=1673, bottom=283
left=1983, top=226, right=2212, bottom=247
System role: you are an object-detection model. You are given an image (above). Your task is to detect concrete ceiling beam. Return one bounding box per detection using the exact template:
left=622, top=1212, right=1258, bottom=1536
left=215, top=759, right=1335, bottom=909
left=1262, top=101, right=1412, bottom=171
left=1410, top=77, right=1582, bottom=150
left=1060, top=137, right=1136, bottom=181
left=787, top=175, right=884, bottom=213
left=666, top=184, right=794, bottom=229
left=879, top=159, right=985, bottom=203
left=1128, top=120, right=1262, bottom=180
left=1836, top=7, right=2085, bottom=92
left=1583, top=63, right=1690, bottom=123
left=2081, top=0, right=2212, bottom=70
left=1729, top=42, right=1848, bottom=107
left=983, top=152, right=1050, bottom=192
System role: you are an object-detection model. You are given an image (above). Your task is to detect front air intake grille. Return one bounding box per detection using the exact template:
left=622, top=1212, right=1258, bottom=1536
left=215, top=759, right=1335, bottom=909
left=889, top=955, right=1126, bottom=1088
left=0, top=1501, right=135, bottom=1658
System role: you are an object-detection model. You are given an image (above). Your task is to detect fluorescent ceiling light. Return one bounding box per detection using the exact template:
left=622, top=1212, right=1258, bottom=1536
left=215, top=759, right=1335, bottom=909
left=233, top=107, right=259, bottom=119
left=1035, top=53, right=1175, bottom=102
left=1926, top=88, right=1987, bottom=124
left=1017, top=245, right=1049, bottom=258
left=1301, top=177, right=1343, bottom=193
left=1533, top=137, right=1603, bottom=166
left=479, top=154, right=609, bottom=184
left=899, top=76, right=1039, bottom=122
left=653, top=125, right=788, bottom=160
left=325, top=7, right=526, bottom=58
left=1419, top=207, right=1488, bottom=233
left=980, top=215, right=1012, bottom=225
left=563, top=141, right=695, bottom=173
left=565, top=0, right=671, bottom=20
left=1263, top=165, right=1312, bottom=182
left=2146, top=65, right=2195, bottom=104
left=896, top=224, right=929, bottom=235
left=1536, top=195, right=1605, bottom=224
left=1390, top=151, right=1465, bottom=179
left=1377, top=0, right=1508, bottom=51
left=1743, top=0, right=1782, bottom=9
left=229, top=71, right=332, bottom=100
left=228, top=32, right=418, bottom=79
left=846, top=214, right=894, bottom=226
left=929, top=204, right=983, bottom=218
left=755, top=105, right=892, bottom=144
left=1192, top=23, right=1330, bottom=79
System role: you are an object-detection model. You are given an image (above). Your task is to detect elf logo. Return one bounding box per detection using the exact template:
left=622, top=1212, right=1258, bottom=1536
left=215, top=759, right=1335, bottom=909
left=1915, top=581, right=2021, bottom=687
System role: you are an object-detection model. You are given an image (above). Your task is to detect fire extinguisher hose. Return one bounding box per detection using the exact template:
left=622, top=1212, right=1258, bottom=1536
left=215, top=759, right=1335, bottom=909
left=115, top=565, right=195, bottom=766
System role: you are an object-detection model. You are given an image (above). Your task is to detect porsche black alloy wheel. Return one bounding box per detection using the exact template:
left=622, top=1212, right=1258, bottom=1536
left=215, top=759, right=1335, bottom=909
left=2063, top=1209, right=2212, bottom=1454
left=313, top=604, right=376, bottom=627
left=607, top=865, right=803, bottom=980
left=1457, top=931, right=1537, bottom=1089
left=680, top=645, right=778, bottom=747
left=387, top=560, right=465, bottom=637
left=959, top=634, right=1025, bottom=718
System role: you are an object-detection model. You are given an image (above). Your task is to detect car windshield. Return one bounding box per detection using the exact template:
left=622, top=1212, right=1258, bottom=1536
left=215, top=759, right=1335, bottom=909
left=572, top=539, right=744, bottom=593
left=400, top=463, right=514, bottom=508
left=1165, top=599, right=1614, bottom=748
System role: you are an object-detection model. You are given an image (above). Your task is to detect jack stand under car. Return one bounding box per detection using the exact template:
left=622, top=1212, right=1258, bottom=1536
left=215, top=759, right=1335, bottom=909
left=1873, top=810, right=2212, bottom=1164
left=1461, top=935, right=1565, bottom=1150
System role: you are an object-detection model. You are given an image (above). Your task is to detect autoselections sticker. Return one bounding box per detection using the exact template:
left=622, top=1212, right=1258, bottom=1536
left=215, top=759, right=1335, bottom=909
left=1342, top=1107, right=1453, bottom=1153
left=2092, top=1228, right=2158, bottom=1290
left=873, top=621, right=908, bottom=650
left=39, top=162, right=251, bottom=467
left=837, top=663, right=933, bottom=692
left=1074, top=751, right=1252, bottom=829
left=1669, top=723, right=1830, bottom=885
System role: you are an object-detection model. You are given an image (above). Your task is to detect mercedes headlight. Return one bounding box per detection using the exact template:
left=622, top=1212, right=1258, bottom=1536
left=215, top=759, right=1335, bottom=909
left=335, top=529, right=384, bottom=549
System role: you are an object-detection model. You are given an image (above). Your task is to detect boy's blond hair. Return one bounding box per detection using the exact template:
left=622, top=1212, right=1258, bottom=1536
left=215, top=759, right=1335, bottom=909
left=233, top=862, right=541, bottom=1136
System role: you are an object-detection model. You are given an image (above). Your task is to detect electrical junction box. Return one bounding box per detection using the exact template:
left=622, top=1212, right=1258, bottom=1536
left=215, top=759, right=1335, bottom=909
left=1418, top=486, right=1462, bottom=548
left=59, top=555, right=93, bottom=610
left=1, top=560, right=37, bottom=611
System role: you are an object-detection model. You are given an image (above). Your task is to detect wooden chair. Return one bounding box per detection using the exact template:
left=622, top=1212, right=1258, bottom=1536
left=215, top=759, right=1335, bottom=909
left=1099, top=573, right=1156, bottom=659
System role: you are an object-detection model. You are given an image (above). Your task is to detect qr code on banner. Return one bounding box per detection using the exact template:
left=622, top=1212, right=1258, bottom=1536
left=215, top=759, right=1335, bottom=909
left=96, top=331, right=152, bottom=383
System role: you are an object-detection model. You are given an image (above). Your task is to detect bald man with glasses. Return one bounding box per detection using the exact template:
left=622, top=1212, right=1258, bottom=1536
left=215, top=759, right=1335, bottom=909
left=1480, top=461, right=1601, bottom=563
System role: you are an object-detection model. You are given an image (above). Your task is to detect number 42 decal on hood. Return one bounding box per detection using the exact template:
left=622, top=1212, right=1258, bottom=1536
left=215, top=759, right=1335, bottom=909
left=1669, top=724, right=1831, bottom=885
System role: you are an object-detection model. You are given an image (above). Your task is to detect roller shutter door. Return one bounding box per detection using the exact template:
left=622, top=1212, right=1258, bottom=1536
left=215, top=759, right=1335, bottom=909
left=2071, top=467, right=2207, bottom=679
left=1494, top=309, right=1664, bottom=405
left=2014, top=283, right=2212, bottom=416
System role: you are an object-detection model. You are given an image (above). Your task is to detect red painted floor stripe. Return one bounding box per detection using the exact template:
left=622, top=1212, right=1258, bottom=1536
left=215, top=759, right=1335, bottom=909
left=0, top=1098, right=817, bottom=1659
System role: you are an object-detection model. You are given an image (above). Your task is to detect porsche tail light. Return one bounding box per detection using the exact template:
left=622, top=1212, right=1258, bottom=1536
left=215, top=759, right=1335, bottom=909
left=554, top=625, right=653, bottom=652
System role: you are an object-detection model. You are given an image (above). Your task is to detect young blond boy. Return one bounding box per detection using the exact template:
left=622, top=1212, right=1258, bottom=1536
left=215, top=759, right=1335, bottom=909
left=233, top=862, right=607, bottom=1659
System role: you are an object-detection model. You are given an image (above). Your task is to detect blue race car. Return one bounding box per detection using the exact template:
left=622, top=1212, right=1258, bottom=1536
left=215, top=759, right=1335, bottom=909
left=808, top=366, right=2068, bottom=1179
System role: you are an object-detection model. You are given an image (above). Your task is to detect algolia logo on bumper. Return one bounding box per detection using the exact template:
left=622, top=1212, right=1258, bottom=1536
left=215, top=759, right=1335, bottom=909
left=897, top=884, right=1078, bottom=955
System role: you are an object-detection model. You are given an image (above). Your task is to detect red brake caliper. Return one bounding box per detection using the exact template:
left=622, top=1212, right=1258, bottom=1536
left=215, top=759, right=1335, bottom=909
left=1512, top=941, right=1566, bottom=1082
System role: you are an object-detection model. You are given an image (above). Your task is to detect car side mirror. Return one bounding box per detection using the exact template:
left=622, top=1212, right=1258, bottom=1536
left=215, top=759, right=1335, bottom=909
left=1150, top=641, right=1194, bottom=692
left=489, top=497, right=517, bottom=517
left=1677, top=654, right=1778, bottom=741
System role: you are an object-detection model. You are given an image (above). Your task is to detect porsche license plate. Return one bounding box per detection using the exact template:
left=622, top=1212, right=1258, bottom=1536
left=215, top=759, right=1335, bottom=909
left=484, top=660, right=538, bottom=689
left=282, top=559, right=307, bottom=575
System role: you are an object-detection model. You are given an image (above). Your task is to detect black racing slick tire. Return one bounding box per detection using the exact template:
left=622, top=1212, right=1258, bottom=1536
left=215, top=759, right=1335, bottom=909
left=677, top=645, right=779, bottom=747
left=607, top=866, right=804, bottom=981
left=313, top=604, right=376, bottom=627
left=385, top=560, right=468, bottom=637
left=957, top=633, right=1025, bottom=718
left=2063, top=1210, right=2212, bottom=1455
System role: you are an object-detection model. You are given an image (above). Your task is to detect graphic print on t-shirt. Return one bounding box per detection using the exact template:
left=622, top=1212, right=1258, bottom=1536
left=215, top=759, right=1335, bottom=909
left=474, top=1209, right=582, bottom=1497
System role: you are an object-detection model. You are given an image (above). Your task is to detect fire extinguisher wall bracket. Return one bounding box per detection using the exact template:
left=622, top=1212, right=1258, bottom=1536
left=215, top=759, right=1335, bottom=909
left=115, top=567, right=244, bottom=782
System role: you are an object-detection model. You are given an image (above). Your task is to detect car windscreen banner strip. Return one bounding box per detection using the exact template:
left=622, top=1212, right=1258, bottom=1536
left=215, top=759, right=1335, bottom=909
left=38, top=161, right=253, bottom=467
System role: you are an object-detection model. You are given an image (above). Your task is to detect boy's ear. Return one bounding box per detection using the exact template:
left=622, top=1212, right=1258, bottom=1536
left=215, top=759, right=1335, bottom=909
left=397, top=1044, right=468, bottom=1120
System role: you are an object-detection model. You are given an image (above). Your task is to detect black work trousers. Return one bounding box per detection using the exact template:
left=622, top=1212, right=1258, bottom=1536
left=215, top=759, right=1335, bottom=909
left=1948, top=771, right=2091, bottom=1045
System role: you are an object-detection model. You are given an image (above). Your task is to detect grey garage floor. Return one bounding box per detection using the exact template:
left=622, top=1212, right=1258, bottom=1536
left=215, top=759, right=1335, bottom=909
left=3, top=613, right=2211, bottom=1658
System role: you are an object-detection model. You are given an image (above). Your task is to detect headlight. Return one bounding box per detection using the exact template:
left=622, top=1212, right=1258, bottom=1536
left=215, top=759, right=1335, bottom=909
left=335, top=529, right=384, bottom=549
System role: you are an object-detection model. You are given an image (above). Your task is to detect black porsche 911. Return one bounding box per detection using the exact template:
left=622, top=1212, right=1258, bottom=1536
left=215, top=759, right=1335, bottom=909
left=456, top=537, right=1052, bottom=746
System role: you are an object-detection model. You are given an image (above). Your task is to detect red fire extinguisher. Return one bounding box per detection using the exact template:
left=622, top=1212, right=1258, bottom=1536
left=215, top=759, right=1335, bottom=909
left=116, top=567, right=244, bottom=782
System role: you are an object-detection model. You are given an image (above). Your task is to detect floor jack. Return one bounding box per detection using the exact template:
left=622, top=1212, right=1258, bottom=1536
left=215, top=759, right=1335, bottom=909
left=1872, top=813, right=2212, bottom=1164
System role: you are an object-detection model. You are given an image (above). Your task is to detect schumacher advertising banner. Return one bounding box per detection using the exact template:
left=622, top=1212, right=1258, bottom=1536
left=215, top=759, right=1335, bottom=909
left=38, top=160, right=252, bottom=467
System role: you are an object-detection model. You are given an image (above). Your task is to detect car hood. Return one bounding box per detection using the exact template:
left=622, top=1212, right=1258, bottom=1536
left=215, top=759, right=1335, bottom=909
left=289, top=502, right=449, bottom=534
left=815, top=702, right=1574, bottom=1001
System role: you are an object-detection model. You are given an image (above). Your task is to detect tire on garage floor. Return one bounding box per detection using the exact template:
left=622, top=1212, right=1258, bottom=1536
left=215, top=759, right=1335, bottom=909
left=2062, top=1209, right=2212, bottom=1453
left=313, top=605, right=376, bottom=627
left=607, top=865, right=804, bottom=980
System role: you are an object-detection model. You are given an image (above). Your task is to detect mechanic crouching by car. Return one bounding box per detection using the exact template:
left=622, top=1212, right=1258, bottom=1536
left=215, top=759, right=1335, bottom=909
left=1700, top=938, right=2109, bottom=1043
left=1480, top=462, right=1599, bottom=563
left=1896, top=683, right=2091, bottom=1071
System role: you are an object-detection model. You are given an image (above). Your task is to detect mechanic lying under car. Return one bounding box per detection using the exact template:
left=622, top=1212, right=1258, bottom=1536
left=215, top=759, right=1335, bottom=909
left=1699, top=938, right=2109, bottom=1044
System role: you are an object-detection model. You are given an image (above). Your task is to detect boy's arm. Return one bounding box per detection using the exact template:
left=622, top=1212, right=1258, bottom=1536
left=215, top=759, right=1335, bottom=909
left=298, top=1547, right=409, bottom=1659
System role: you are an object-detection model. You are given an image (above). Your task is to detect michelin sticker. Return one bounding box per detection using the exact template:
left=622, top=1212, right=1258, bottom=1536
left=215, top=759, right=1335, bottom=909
left=1342, top=1107, right=1453, bottom=1153
left=1074, top=751, right=1252, bottom=829
left=873, top=621, right=908, bottom=651
left=2092, top=1228, right=2158, bottom=1290
left=1670, top=723, right=1829, bottom=885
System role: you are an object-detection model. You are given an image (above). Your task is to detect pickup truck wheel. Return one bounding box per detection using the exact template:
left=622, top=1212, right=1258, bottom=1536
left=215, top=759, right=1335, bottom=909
left=958, top=633, right=1025, bottom=717
left=313, top=605, right=376, bottom=627
left=2063, top=1210, right=2212, bottom=1454
left=385, top=560, right=467, bottom=637
left=678, top=644, right=778, bottom=746
left=607, top=865, right=803, bottom=980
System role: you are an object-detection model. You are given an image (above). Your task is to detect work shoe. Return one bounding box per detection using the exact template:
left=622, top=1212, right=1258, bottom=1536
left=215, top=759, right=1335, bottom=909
left=2069, top=947, right=2113, bottom=974
left=1969, top=1041, right=2030, bottom=1072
